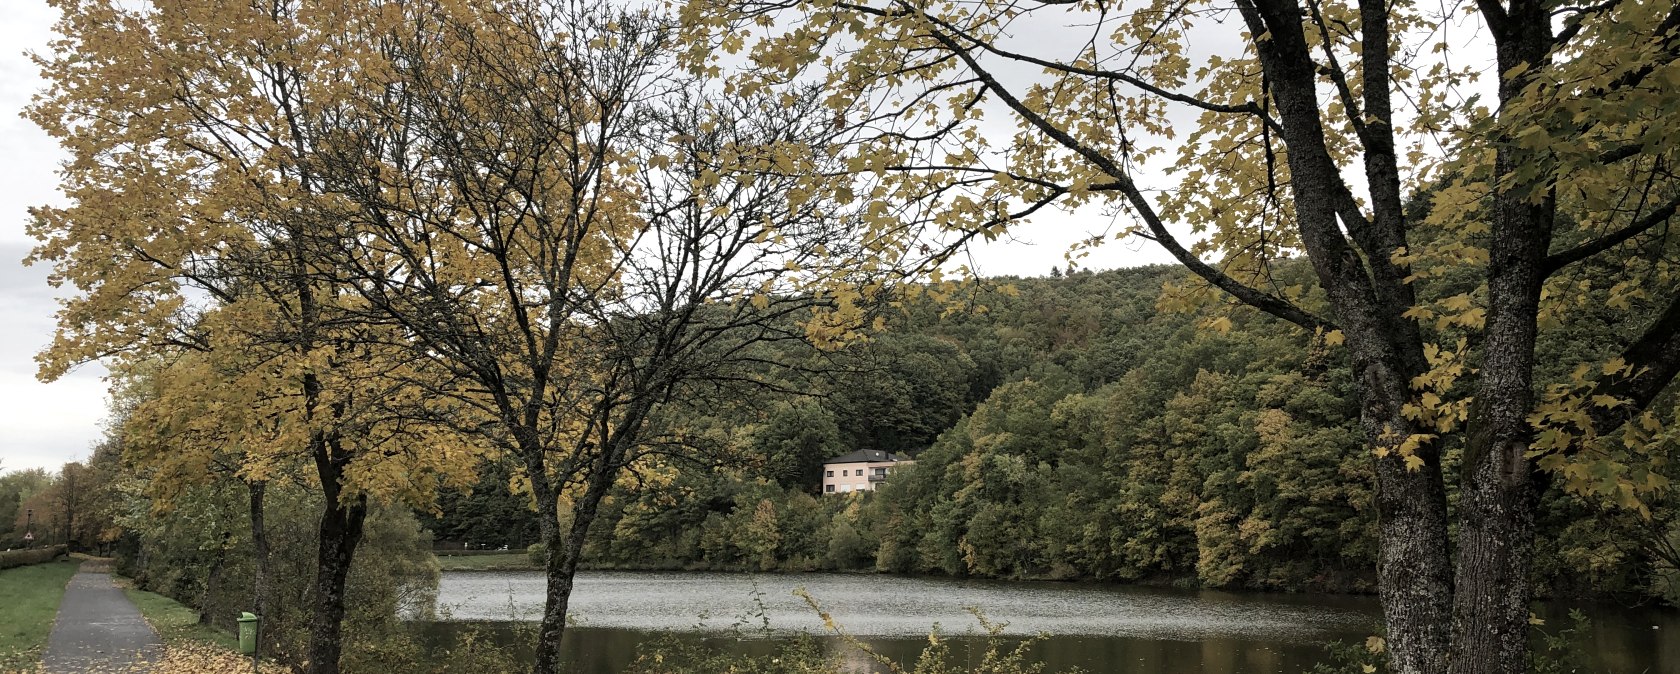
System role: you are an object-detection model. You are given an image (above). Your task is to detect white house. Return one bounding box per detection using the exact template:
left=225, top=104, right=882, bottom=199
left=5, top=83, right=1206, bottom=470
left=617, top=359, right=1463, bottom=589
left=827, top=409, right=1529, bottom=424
left=821, top=449, right=912, bottom=494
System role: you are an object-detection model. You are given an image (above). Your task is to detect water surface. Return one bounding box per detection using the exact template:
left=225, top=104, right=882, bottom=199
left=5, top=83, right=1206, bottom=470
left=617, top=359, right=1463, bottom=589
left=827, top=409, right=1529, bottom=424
left=420, top=570, right=1677, bottom=673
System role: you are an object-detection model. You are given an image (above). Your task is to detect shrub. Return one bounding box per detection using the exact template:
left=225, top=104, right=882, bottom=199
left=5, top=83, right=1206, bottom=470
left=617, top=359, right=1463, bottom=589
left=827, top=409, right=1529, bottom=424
left=0, top=545, right=67, bottom=570
left=1302, top=637, right=1388, bottom=674
left=526, top=543, right=547, bottom=566
left=119, top=484, right=439, bottom=669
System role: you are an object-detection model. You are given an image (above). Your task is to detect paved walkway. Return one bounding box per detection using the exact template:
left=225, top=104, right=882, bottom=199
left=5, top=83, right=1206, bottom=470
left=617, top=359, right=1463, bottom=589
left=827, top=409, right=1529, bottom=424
left=42, top=561, right=161, bottom=674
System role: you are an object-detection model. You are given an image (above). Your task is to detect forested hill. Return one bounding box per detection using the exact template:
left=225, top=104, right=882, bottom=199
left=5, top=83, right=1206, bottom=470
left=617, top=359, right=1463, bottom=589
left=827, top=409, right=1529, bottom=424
left=427, top=264, right=1677, bottom=602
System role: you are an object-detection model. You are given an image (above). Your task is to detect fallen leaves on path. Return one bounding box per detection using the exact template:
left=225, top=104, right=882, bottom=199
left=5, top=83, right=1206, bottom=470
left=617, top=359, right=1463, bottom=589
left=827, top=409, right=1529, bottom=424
left=150, top=644, right=292, bottom=674
left=0, top=644, right=294, bottom=674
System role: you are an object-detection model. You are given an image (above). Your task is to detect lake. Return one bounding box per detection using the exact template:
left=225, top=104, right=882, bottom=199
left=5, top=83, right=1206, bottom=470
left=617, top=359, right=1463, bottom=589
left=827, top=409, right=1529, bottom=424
left=418, top=570, right=1677, bottom=673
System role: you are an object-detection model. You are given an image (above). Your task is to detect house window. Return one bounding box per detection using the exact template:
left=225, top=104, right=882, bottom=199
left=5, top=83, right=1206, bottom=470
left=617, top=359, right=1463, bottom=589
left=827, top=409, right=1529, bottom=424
left=842, top=469, right=849, bottom=476
left=825, top=484, right=835, bottom=493
left=873, top=468, right=887, bottom=476
left=841, top=484, right=852, bottom=492
left=825, top=470, right=833, bottom=477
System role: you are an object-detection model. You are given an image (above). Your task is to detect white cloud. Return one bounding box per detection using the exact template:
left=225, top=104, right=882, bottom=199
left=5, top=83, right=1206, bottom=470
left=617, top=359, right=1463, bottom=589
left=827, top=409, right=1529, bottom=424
left=0, top=1, right=107, bottom=472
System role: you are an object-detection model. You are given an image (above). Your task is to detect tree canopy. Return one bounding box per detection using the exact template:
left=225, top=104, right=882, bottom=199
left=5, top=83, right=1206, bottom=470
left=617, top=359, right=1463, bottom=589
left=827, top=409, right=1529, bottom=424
left=676, top=0, right=1680, bottom=672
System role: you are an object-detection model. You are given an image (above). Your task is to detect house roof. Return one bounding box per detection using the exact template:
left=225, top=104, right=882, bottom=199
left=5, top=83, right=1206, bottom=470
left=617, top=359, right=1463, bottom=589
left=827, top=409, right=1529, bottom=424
left=823, top=449, right=909, bottom=464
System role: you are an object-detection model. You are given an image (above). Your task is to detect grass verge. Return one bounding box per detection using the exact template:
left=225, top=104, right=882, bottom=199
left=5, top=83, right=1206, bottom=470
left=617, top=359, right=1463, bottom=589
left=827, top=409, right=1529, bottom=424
left=119, top=583, right=292, bottom=673
left=120, top=585, right=242, bottom=652
left=433, top=553, right=535, bottom=571
left=0, top=560, right=80, bottom=672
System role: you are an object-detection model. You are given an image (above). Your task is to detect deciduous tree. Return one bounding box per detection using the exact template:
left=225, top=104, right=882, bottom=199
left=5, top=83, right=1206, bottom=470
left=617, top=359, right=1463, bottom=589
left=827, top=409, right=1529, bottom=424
left=293, top=3, right=860, bottom=671
left=678, top=0, right=1680, bottom=672
left=28, top=2, right=478, bottom=671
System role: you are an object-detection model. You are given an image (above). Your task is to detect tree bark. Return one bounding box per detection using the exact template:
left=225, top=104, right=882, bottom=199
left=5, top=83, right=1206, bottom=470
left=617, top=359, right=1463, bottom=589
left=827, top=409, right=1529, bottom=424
left=531, top=455, right=617, bottom=674
left=1234, top=2, right=1455, bottom=670
left=200, top=533, right=230, bottom=626
left=249, top=480, right=272, bottom=621
left=528, top=460, right=564, bottom=674
left=1370, top=427, right=1453, bottom=674
left=1448, top=3, right=1556, bottom=672
left=61, top=469, right=77, bottom=552
left=305, top=448, right=370, bottom=674
left=1352, top=357, right=1452, bottom=674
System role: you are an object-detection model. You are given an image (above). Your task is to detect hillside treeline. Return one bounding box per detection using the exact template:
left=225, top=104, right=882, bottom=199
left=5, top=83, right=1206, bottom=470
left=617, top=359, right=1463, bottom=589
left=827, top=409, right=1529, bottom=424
left=429, top=265, right=1680, bottom=602
left=5, top=263, right=1674, bottom=673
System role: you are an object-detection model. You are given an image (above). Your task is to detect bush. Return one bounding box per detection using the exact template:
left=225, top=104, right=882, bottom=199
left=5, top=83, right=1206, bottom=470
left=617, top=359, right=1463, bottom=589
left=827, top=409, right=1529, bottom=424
left=526, top=543, right=546, bottom=566
left=0, top=545, right=67, bottom=570
left=1531, top=611, right=1594, bottom=674
left=1302, top=637, right=1388, bottom=674
left=119, top=483, right=440, bottom=670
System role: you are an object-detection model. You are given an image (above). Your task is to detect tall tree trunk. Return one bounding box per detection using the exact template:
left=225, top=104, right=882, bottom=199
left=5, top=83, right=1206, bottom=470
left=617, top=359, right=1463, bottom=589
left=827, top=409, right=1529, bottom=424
left=306, top=445, right=370, bottom=674
left=200, top=533, right=230, bottom=626
left=1449, top=197, right=1549, bottom=674
left=531, top=461, right=616, bottom=674
left=62, top=470, right=76, bottom=551
left=1360, top=365, right=1453, bottom=674
left=1449, top=236, right=1547, bottom=674
left=529, top=465, right=563, bottom=674
left=249, top=480, right=272, bottom=620
left=1451, top=424, right=1538, bottom=674
left=1231, top=2, right=1456, bottom=668
left=1449, top=3, right=1555, bottom=673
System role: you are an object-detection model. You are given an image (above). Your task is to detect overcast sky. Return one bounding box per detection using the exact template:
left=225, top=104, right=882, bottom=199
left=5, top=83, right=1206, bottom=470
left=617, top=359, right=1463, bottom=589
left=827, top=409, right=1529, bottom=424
left=0, top=1, right=1198, bottom=473
left=0, top=0, right=1491, bottom=474
left=0, top=1, right=111, bottom=473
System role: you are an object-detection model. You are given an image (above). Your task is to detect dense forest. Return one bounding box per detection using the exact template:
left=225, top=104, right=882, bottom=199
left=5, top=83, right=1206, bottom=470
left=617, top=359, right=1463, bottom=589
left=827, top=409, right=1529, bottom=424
left=420, top=264, right=1680, bottom=602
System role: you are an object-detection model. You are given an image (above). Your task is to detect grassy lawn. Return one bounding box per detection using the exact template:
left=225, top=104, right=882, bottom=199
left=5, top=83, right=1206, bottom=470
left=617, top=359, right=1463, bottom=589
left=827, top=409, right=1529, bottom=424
left=434, top=552, right=536, bottom=571
left=118, top=585, right=291, bottom=674
left=0, top=560, right=80, bottom=671
left=120, top=586, right=241, bottom=652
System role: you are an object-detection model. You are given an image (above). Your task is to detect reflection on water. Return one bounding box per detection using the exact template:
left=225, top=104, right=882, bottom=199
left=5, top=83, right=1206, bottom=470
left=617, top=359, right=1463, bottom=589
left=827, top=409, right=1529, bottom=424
left=418, top=571, right=1679, bottom=674
left=413, top=623, right=1368, bottom=674
left=433, top=570, right=1377, bottom=641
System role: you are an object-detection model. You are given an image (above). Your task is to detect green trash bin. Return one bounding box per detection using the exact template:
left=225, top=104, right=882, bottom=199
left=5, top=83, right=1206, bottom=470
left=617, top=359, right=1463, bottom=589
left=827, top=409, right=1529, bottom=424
left=237, top=612, right=260, bottom=655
